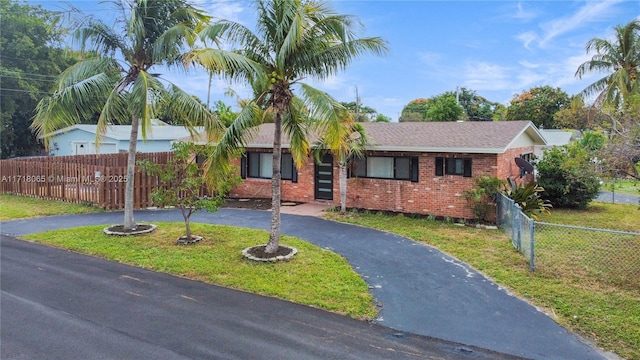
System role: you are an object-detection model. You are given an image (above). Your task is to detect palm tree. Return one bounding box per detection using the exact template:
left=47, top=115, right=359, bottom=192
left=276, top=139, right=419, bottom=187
left=576, top=19, right=640, bottom=108
left=32, top=0, right=224, bottom=231
left=314, top=120, right=369, bottom=214
left=192, top=0, right=387, bottom=253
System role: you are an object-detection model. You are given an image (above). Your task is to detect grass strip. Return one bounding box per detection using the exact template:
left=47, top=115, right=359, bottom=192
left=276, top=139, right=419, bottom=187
left=0, top=194, right=103, bottom=220
left=22, top=222, right=377, bottom=320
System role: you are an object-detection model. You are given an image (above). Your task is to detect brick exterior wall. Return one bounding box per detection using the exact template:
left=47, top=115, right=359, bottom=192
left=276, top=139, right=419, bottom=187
left=229, top=146, right=536, bottom=220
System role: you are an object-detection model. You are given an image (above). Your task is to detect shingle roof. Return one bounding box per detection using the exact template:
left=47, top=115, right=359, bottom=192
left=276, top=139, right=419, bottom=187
left=180, top=121, right=546, bottom=154
left=539, top=129, right=573, bottom=146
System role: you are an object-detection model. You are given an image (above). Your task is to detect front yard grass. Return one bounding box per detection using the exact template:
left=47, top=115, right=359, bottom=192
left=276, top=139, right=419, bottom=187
left=22, top=222, right=377, bottom=320
left=0, top=194, right=103, bottom=220
left=325, top=205, right=640, bottom=360
left=602, top=178, right=639, bottom=196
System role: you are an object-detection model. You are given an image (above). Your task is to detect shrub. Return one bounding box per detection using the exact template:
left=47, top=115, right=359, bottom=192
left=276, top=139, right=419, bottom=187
left=503, top=178, right=552, bottom=220
left=536, top=143, right=601, bottom=209
left=464, top=175, right=505, bottom=222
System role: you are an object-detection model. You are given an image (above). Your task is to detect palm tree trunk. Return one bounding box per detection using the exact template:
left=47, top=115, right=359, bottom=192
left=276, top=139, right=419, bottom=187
left=339, top=162, right=347, bottom=214
left=266, top=113, right=283, bottom=254
left=124, top=115, right=138, bottom=230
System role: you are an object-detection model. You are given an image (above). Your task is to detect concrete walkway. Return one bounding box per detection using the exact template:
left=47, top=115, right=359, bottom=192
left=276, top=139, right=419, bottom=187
left=0, top=209, right=613, bottom=360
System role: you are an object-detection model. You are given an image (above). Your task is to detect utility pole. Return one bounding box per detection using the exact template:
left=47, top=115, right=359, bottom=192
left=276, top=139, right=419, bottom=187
left=355, top=85, right=361, bottom=116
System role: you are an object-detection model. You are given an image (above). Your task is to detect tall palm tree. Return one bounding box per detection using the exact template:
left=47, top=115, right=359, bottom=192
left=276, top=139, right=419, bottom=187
left=314, top=120, right=369, bottom=214
left=32, top=0, right=224, bottom=231
left=576, top=19, right=640, bottom=108
left=192, top=0, right=387, bottom=253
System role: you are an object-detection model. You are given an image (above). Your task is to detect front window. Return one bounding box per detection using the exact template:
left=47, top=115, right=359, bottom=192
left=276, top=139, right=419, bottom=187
left=351, top=156, right=418, bottom=182
left=242, top=152, right=296, bottom=182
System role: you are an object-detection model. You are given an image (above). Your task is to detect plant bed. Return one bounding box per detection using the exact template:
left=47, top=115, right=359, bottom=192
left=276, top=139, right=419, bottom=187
left=242, top=244, right=297, bottom=262
left=176, top=235, right=203, bottom=245
left=103, top=224, right=157, bottom=236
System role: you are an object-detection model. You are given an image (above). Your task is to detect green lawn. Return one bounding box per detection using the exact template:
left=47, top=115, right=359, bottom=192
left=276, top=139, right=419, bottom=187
left=0, top=194, right=103, bottom=220
left=602, top=178, right=640, bottom=196
left=23, top=222, right=377, bottom=320
left=325, top=205, right=640, bottom=360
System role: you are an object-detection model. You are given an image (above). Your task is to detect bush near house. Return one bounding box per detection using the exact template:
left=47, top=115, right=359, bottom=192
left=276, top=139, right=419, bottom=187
left=536, top=143, right=600, bottom=209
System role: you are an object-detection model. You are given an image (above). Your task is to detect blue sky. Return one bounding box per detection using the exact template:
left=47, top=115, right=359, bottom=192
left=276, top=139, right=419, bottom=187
left=36, top=0, right=639, bottom=121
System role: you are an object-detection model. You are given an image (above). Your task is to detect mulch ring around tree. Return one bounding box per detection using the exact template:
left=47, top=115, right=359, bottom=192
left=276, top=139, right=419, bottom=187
left=224, top=198, right=302, bottom=211
left=242, top=244, right=298, bottom=262
left=176, top=235, right=203, bottom=245
left=103, top=224, right=157, bottom=236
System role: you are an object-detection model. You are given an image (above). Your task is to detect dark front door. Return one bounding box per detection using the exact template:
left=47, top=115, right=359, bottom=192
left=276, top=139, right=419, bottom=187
left=314, top=153, right=333, bottom=200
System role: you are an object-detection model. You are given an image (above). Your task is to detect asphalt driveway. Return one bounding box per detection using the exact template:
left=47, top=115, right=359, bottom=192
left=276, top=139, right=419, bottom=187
left=0, top=209, right=612, bottom=360
left=1, top=235, right=520, bottom=360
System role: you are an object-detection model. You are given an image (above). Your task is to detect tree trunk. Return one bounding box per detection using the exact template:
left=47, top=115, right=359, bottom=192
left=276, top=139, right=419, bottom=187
left=339, top=162, right=347, bottom=214
left=123, top=115, right=139, bottom=230
left=183, top=208, right=191, bottom=241
left=265, top=113, right=283, bottom=254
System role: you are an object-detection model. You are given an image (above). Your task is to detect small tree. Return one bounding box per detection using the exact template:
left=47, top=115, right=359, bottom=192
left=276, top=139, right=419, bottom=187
left=536, top=143, right=601, bottom=209
left=463, top=175, right=505, bottom=222
left=138, top=142, right=238, bottom=243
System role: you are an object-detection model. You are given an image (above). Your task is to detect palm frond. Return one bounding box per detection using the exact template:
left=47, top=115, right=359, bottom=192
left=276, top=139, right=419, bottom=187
left=31, top=59, right=120, bottom=141
left=164, top=84, right=226, bottom=141
left=129, top=70, right=165, bottom=140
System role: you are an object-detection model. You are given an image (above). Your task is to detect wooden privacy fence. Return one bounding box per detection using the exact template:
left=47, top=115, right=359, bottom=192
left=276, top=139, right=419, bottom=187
left=0, top=152, right=175, bottom=210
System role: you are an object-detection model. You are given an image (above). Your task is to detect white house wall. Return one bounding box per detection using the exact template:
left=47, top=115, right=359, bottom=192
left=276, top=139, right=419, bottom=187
left=47, top=128, right=175, bottom=156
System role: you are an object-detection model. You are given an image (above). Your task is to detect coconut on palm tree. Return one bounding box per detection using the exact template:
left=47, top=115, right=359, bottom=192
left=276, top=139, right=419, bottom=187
left=576, top=19, right=640, bottom=108
left=191, top=0, right=387, bottom=254
left=32, top=0, right=225, bottom=232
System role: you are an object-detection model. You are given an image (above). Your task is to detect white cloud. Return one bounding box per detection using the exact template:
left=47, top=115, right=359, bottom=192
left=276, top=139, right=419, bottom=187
left=419, top=51, right=442, bottom=66
left=194, top=0, right=248, bottom=23
left=512, top=2, right=538, bottom=21
left=519, top=60, right=540, bottom=69
left=515, top=31, right=538, bottom=50
left=463, top=62, right=513, bottom=91
left=539, top=0, right=624, bottom=47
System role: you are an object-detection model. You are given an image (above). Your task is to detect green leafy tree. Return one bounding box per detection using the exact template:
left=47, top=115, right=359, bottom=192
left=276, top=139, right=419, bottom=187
left=576, top=19, right=640, bottom=109
left=453, top=87, right=500, bottom=121
left=399, top=98, right=429, bottom=122
left=340, top=101, right=376, bottom=122
left=596, top=95, right=640, bottom=180
left=373, top=113, right=391, bottom=122
left=536, top=143, right=601, bottom=209
left=138, top=142, right=238, bottom=243
left=506, top=86, right=570, bottom=129
left=553, top=95, right=608, bottom=130
left=31, top=0, right=224, bottom=231
left=192, top=0, right=387, bottom=254
left=0, top=0, right=78, bottom=158
left=425, top=93, right=464, bottom=121
left=212, top=100, right=237, bottom=127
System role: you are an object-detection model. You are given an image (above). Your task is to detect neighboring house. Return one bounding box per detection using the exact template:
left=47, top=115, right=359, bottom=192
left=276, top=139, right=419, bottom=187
left=42, top=123, right=202, bottom=156
left=184, top=121, right=546, bottom=219
left=535, top=129, right=575, bottom=158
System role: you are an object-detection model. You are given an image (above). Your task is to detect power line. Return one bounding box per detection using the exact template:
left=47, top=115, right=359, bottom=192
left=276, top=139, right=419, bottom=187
left=0, top=87, right=51, bottom=95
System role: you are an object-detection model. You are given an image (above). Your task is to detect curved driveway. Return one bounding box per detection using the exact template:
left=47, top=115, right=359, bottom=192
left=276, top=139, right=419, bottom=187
left=1, top=209, right=610, bottom=360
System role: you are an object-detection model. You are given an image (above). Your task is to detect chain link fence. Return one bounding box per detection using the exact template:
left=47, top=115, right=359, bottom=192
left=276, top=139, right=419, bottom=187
left=496, top=193, right=640, bottom=290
